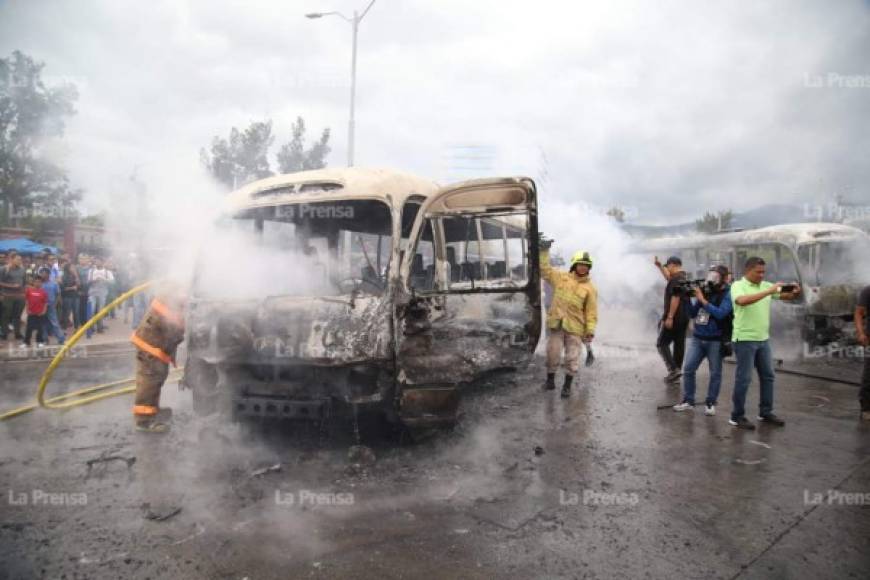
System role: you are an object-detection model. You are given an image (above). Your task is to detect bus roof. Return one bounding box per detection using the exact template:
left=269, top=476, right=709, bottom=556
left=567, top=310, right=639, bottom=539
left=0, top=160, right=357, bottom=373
left=632, top=222, right=868, bottom=252
left=224, top=167, right=440, bottom=213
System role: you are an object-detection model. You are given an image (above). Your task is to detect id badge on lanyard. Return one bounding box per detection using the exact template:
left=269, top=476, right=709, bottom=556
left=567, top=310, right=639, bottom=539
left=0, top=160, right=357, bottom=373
left=695, top=309, right=710, bottom=326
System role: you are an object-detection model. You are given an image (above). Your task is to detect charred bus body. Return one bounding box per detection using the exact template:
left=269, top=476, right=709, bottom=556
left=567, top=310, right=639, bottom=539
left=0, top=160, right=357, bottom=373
left=632, top=223, right=870, bottom=347
left=182, top=168, right=541, bottom=434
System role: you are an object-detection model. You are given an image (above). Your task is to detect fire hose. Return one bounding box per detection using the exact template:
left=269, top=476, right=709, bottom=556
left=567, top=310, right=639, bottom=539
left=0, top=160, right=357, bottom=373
left=0, top=281, right=183, bottom=421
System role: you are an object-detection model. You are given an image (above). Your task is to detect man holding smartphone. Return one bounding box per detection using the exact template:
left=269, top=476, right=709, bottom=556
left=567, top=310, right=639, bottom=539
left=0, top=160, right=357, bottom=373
left=728, top=256, right=801, bottom=429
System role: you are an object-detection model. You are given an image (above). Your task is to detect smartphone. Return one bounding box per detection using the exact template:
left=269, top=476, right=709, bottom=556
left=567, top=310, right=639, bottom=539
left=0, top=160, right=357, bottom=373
left=779, top=283, right=798, bottom=293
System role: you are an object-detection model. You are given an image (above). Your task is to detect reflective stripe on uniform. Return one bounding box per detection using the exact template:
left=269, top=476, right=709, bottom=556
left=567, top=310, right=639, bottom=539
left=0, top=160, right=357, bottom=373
left=150, top=299, right=184, bottom=328
left=133, top=404, right=158, bottom=416
left=130, top=333, right=173, bottom=365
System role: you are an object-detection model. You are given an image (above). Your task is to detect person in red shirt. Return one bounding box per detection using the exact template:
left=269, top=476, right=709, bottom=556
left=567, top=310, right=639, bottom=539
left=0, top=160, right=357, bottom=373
left=23, top=276, right=48, bottom=347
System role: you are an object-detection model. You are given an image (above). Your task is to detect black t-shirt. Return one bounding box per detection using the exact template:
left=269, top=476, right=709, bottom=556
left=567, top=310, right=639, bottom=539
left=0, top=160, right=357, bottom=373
left=860, top=285, right=870, bottom=336
left=663, top=271, right=690, bottom=326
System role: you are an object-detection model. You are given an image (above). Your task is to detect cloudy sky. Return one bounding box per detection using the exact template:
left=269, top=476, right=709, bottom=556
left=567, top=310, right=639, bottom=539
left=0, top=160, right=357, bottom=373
left=2, top=0, right=869, bottom=224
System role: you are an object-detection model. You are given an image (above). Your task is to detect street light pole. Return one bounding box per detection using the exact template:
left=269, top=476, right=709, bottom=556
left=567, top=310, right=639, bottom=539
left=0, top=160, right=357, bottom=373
left=306, top=0, right=377, bottom=168
left=348, top=10, right=358, bottom=167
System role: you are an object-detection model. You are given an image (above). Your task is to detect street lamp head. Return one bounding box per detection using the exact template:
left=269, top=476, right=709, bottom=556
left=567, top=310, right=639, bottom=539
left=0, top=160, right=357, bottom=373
left=305, top=13, right=323, bottom=19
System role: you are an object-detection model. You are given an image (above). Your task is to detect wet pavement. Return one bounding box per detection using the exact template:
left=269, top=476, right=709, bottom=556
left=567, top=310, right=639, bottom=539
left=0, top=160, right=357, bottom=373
left=1, top=347, right=869, bottom=579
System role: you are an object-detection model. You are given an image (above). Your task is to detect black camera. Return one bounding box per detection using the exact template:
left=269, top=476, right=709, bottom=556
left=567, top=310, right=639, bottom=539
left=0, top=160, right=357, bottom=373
left=674, top=278, right=713, bottom=297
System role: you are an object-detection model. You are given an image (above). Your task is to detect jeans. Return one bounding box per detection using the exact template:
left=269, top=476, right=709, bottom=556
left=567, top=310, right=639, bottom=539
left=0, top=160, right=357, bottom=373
left=87, top=291, right=108, bottom=337
left=860, top=351, right=870, bottom=413
left=132, top=293, right=149, bottom=329
left=45, top=303, right=65, bottom=344
left=657, top=321, right=688, bottom=372
left=731, top=340, right=776, bottom=421
left=24, top=313, right=46, bottom=345
left=1, top=296, right=25, bottom=338
left=78, top=294, right=89, bottom=329
left=681, top=337, right=723, bottom=406
left=61, top=295, right=79, bottom=328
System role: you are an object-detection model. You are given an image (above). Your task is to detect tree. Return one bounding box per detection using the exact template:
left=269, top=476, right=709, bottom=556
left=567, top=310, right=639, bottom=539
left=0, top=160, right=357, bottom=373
left=0, top=50, right=81, bottom=225
left=606, top=206, right=625, bottom=223
left=695, top=210, right=734, bottom=234
left=200, top=120, right=275, bottom=189
left=275, top=117, right=331, bottom=174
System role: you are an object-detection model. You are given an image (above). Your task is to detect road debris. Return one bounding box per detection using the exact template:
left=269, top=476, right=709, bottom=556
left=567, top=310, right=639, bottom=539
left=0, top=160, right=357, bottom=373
left=85, top=454, right=136, bottom=470
left=733, top=458, right=767, bottom=465
left=141, top=503, right=183, bottom=522
left=250, top=463, right=282, bottom=478
left=749, top=440, right=772, bottom=449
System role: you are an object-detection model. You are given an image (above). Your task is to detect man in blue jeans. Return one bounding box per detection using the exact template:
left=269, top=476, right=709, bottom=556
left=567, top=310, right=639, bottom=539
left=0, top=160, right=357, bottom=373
left=728, top=256, right=801, bottom=430
left=673, top=265, right=732, bottom=416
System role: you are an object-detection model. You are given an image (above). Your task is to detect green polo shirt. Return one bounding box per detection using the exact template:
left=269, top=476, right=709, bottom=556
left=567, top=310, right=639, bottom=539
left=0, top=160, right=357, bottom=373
left=730, top=277, right=779, bottom=342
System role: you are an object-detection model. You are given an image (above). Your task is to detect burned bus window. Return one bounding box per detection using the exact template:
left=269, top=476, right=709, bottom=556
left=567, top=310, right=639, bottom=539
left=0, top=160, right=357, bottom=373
left=196, top=200, right=392, bottom=299
left=409, top=219, right=436, bottom=291
left=441, top=213, right=529, bottom=290
left=817, top=241, right=870, bottom=284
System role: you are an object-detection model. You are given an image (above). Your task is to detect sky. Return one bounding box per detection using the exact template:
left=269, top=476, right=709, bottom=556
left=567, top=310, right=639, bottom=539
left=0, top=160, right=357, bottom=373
left=1, top=0, right=869, bottom=225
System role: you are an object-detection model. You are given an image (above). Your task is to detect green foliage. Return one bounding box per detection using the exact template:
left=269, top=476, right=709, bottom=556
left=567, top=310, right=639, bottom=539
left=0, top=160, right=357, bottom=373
left=0, top=50, right=81, bottom=224
left=606, top=206, right=625, bottom=223
left=201, top=117, right=332, bottom=190
left=200, top=120, right=275, bottom=189
left=695, top=210, right=734, bottom=234
left=276, top=117, right=331, bottom=174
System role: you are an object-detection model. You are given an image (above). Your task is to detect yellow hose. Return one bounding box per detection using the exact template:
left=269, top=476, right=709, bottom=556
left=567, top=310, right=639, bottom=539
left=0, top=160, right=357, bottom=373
left=0, top=281, right=183, bottom=421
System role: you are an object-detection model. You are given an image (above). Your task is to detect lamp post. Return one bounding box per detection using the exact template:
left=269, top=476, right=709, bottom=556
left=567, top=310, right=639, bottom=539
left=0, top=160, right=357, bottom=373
left=306, top=0, right=377, bottom=167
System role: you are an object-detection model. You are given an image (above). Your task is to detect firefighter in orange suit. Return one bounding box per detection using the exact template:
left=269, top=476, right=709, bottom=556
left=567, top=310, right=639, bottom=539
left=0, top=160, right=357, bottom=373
left=131, top=286, right=186, bottom=433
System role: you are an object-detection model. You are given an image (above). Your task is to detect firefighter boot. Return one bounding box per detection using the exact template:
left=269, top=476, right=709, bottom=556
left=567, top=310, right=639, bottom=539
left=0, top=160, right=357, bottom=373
left=560, top=375, right=574, bottom=398
left=135, top=408, right=173, bottom=434
left=544, top=373, right=556, bottom=390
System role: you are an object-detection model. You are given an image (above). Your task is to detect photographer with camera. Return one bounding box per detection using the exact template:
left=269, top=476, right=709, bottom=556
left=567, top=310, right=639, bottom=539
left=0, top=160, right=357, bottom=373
left=657, top=256, right=691, bottom=383
left=673, top=265, right=732, bottom=416
left=728, top=256, right=801, bottom=429
left=539, top=234, right=598, bottom=398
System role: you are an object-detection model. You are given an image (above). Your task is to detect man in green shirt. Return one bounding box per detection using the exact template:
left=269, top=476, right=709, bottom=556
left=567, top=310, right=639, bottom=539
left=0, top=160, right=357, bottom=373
left=728, top=256, right=801, bottom=429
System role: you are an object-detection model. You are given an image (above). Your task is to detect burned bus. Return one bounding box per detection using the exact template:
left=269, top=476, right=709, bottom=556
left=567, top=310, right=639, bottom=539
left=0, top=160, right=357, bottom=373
left=182, top=168, right=541, bottom=434
left=631, top=223, right=870, bottom=347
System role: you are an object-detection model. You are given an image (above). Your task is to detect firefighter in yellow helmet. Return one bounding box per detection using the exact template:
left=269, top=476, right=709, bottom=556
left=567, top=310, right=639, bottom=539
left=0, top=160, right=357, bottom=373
left=130, top=283, right=187, bottom=433
left=539, top=236, right=598, bottom=397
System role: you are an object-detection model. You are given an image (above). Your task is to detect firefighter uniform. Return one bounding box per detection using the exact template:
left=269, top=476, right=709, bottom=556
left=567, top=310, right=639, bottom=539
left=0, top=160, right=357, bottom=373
left=540, top=248, right=598, bottom=381
left=131, top=294, right=186, bottom=431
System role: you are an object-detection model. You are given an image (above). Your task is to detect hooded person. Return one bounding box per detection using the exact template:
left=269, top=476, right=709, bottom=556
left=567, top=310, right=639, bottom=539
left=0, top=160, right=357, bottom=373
left=131, top=282, right=187, bottom=433
left=539, top=235, right=598, bottom=398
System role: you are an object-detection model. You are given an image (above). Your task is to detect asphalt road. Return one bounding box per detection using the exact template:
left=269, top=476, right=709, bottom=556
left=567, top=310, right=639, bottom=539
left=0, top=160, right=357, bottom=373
left=1, top=348, right=868, bottom=579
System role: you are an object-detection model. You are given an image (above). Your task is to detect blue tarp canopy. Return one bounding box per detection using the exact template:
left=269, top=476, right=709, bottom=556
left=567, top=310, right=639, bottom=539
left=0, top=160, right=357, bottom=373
left=0, top=238, right=59, bottom=255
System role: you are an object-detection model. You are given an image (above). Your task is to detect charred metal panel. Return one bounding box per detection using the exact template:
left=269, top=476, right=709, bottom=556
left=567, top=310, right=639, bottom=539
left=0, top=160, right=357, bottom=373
left=397, top=291, right=540, bottom=386
left=399, top=386, right=461, bottom=428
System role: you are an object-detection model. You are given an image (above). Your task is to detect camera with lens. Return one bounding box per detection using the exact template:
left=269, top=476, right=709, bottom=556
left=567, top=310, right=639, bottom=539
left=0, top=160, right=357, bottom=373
left=674, top=278, right=714, bottom=298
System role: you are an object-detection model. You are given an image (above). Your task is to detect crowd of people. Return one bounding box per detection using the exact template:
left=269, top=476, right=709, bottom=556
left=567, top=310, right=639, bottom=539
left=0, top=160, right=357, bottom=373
left=539, top=238, right=869, bottom=424
left=0, top=248, right=147, bottom=349
left=653, top=255, right=870, bottom=424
